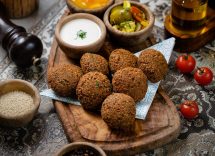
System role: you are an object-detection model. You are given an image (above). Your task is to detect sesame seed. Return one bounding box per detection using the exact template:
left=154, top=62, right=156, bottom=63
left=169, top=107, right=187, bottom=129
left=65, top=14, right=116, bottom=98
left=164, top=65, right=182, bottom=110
left=0, top=91, right=34, bottom=118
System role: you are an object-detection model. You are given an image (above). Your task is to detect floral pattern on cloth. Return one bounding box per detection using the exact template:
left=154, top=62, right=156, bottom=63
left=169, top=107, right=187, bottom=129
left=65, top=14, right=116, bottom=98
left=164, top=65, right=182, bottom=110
left=0, top=0, right=214, bottom=155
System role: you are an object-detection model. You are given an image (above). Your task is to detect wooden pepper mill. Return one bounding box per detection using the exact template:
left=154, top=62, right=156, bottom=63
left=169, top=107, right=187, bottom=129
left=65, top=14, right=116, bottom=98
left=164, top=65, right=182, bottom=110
left=0, top=2, right=43, bottom=68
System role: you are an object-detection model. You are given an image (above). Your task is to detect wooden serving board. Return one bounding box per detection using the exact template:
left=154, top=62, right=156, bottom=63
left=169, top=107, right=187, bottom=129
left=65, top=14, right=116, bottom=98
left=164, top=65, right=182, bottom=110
left=47, top=11, right=181, bottom=156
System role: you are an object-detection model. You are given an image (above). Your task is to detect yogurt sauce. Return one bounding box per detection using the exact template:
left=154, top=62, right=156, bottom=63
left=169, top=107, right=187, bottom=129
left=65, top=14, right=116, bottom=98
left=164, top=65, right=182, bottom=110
left=60, top=19, right=101, bottom=46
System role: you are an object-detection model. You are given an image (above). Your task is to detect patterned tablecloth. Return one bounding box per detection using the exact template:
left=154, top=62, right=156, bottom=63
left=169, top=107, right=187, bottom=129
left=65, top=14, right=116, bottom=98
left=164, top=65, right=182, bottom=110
left=0, top=0, right=215, bottom=155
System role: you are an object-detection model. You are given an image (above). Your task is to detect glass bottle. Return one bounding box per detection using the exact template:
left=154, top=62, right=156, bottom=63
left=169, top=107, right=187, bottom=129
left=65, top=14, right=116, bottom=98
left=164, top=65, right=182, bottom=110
left=171, top=0, right=208, bottom=29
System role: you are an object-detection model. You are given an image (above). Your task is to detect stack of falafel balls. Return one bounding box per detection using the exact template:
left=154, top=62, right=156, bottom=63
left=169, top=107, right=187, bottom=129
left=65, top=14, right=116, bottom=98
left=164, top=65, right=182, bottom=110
left=48, top=49, right=168, bottom=132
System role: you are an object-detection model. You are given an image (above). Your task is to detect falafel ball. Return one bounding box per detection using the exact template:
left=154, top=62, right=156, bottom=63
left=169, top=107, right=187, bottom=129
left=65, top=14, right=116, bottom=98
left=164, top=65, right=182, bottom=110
left=80, top=53, right=109, bottom=75
left=76, top=72, right=112, bottom=111
left=101, top=93, right=136, bottom=132
left=48, top=64, right=83, bottom=97
left=109, top=49, right=137, bottom=73
left=138, top=49, right=168, bottom=83
left=112, top=67, right=148, bottom=102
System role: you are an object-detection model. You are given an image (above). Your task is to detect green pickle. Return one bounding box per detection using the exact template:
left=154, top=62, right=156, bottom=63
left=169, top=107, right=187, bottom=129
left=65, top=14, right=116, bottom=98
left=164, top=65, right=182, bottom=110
left=110, top=6, right=132, bottom=25
left=120, top=21, right=136, bottom=32
left=135, top=22, right=142, bottom=31
left=109, top=1, right=148, bottom=32
left=123, top=0, right=131, bottom=10
left=110, top=5, right=122, bottom=14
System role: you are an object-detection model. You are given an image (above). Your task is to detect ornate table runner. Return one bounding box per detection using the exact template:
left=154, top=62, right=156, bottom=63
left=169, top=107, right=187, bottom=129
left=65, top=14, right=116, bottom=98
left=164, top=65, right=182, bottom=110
left=0, top=0, right=214, bottom=155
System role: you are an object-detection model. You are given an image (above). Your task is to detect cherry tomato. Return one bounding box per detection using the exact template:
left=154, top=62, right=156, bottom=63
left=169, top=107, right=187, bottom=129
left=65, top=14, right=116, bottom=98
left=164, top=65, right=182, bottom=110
left=194, top=67, right=213, bottom=86
left=180, top=101, right=199, bottom=119
left=175, top=54, right=196, bottom=73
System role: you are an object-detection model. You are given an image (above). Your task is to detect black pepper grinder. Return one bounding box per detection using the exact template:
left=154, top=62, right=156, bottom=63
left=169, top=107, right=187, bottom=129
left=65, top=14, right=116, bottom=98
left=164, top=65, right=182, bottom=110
left=209, top=0, right=215, bottom=9
left=0, top=2, right=43, bottom=68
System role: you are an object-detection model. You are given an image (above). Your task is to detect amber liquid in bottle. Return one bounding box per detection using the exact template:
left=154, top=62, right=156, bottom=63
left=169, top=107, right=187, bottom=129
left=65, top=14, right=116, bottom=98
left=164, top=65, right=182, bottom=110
left=171, top=0, right=208, bottom=29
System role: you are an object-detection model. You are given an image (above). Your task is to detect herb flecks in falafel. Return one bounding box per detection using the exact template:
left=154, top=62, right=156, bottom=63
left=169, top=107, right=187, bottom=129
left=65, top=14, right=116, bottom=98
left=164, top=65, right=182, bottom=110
left=95, top=80, right=100, bottom=88
left=109, top=49, right=137, bottom=73
left=76, top=72, right=112, bottom=111
left=112, top=67, right=148, bottom=102
left=138, top=49, right=168, bottom=83
left=101, top=93, right=136, bottom=132
left=80, top=53, right=109, bottom=75
left=48, top=64, right=83, bottom=97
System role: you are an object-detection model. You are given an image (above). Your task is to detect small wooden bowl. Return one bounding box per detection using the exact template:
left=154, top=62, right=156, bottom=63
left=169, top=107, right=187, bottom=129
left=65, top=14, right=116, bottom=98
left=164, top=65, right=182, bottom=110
left=0, top=0, right=38, bottom=18
left=103, top=1, right=155, bottom=46
left=55, top=13, right=106, bottom=59
left=66, top=0, right=114, bottom=17
left=0, top=79, right=40, bottom=127
left=56, top=142, right=106, bottom=156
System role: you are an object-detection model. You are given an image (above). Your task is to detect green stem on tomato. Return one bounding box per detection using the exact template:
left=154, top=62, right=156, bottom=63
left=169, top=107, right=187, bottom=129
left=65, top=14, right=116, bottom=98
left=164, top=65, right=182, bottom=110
left=183, top=54, right=189, bottom=60
left=197, top=67, right=204, bottom=75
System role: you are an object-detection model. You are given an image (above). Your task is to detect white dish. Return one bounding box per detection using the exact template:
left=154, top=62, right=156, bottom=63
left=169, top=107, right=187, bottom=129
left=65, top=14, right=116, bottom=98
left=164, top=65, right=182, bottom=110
left=60, top=19, right=102, bottom=46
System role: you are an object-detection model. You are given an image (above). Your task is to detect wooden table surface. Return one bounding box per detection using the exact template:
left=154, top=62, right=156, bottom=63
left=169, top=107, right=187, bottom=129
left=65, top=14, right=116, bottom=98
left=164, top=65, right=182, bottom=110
left=0, top=0, right=215, bottom=156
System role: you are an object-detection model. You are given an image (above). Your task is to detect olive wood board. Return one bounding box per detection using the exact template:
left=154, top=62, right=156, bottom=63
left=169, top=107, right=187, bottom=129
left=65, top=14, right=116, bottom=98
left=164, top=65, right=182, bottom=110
left=165, top=6, right=215, bottom=52
left=47, top=11, right=181, bottom=156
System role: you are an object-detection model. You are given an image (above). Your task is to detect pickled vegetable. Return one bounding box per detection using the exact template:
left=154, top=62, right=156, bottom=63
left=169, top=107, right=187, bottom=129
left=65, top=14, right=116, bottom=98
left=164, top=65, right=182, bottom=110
left=123, top=1, right=131, bottom=10
left=120, top=21, right=136, bottom=32
left=135, top=22, right=142, bottom=31
left=109, top=1, right=149, bottom=32
left=130, top=6, right=149, bottom=27
left=110, top=6, right=132, bottom=25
